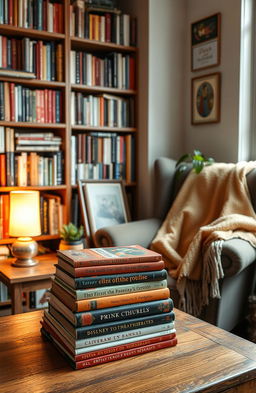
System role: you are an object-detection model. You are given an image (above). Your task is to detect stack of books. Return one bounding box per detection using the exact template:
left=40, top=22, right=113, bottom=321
left=41, top=245, right=177, bottom=369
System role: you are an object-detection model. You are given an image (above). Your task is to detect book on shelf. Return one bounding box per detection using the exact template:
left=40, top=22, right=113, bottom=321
left=0, top=82, right=63, bottom=123
left=55, top=265, right=167, bottom=289
left=51, top=280, right=170, bottom=312
left=0, top=68, right=36, bottom=79
left=41, top=315, right=176, bottom=361
left=0, top=1, right=63, bottom=33
left=43, top=310, right=175, bottom=349
left=49, top=292, right=173, bottom=327
left=70, top=2, right=136, bottom=46
left=57, top=245, right=162, bottom=266
left=53, top=275, right=168, bottom=300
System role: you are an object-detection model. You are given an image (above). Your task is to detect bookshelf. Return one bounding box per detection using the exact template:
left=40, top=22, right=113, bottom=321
left=0, top=0, right=137, bottom=274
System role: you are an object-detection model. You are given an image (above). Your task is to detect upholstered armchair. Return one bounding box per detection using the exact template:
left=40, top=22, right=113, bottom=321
left=94, top=157, right=256, bottom=331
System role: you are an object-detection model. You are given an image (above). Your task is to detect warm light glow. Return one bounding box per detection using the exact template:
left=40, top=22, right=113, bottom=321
left=9, top=191, right=41, bottom=237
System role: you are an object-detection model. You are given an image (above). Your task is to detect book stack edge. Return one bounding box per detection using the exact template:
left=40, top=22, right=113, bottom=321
left=40, top=244, right=177, bottom=369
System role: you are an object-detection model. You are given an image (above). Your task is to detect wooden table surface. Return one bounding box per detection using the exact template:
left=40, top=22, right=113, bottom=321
left=0, top=254, right=57, bottom=283
left=0, top=309, right=256, bottom=393
left=0, top=254, right=57, bottom=313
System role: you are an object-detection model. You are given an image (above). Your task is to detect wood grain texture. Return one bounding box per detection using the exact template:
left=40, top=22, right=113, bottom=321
left=0, top=254, right=56, bottom=314
left=0, top=309, right=256, bottom=392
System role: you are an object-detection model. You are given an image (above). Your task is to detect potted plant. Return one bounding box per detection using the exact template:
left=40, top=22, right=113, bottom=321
left=176, top=150, right=215, bottom=174
left=59, top=223, right=84, bottom=251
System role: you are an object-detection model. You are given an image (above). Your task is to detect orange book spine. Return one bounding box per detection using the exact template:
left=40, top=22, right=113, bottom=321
left=0, top=154, right=6, bottom=187
left=75, top=287, right=170, bottom=312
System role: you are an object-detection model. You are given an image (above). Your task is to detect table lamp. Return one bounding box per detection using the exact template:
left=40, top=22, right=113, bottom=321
left=9, top=191, right=41, bottom=267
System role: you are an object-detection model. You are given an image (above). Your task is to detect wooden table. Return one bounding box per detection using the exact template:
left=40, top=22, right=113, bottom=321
left=0, top=309, right=256, bottom=393
left=0, top=253, right=56, bottom=314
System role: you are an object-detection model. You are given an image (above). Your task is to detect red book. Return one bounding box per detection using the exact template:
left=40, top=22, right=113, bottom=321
left=105, top=13, right=111, bottom=42
left=9, top=83, right=15, bottom=122
left=58, top=258, right=165, bottom=277
left=52, top=90, right=56, bottom=123
left=48, top=89, right=53, bottom=123
left=42, top=319, right=176, bottom=362
left=129, top=56, right=135, bottom=90
left=57, top=244, right=162, bottom=267
left=8, top=0, right=13, bottom=25
left=0, top=155, right=6, bottom=186
left=51, top=281, right=170, bottom=312
left=44, top=89, right=48, bottom=123
left=11, top=38, right=17, bottom=69
left=2, top=36, right=7, bottom=68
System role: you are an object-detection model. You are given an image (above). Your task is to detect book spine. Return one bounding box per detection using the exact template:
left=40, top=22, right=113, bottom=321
left=71, top=280, right=168, bottom=300
left=76, top=298, right=174, bottom=326
left=61, top=269, right=167, bottom=289
left=73, top=260, right=165, bottom=277
left=75, top=312, right=175, bottom=340
left=42, top=319, right=176, bottom=361
left=44, top=311, right=175, bottom=348
left=74, top=338, right=177, bottom=369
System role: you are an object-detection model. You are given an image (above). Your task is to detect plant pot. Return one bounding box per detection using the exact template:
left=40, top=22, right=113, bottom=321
left=59, top=239, right=84, bottom=251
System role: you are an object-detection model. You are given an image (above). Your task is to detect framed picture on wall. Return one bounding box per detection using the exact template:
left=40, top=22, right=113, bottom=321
left=191, top=13, right=221, bottom=71
left=191, top=72, right=221, bottom=125
left=78, top=179, right=130, bottom=244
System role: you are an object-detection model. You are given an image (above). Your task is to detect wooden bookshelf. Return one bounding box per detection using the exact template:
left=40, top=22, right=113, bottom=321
left=0, top=0, right=138, bottom=258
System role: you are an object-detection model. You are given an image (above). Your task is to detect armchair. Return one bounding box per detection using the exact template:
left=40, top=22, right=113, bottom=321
left=94, top=157, right=256, bottom=331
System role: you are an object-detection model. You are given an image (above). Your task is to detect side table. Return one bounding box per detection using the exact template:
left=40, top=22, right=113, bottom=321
left=0, top=253, right=57, bottom=314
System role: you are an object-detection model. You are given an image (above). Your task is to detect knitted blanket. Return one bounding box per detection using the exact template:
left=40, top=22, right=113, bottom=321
left=151, top=162, right=256, bottom=316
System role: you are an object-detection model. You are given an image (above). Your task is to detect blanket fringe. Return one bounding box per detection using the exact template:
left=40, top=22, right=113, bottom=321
left=177, top=240, right=224, bottom=316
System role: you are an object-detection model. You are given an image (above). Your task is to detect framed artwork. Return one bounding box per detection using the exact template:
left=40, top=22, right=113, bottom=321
left=191, top=72, right=221, bottom=125
left=78, top=179, right=130, bottom=244
left=191, top=13, right=221, bottom=71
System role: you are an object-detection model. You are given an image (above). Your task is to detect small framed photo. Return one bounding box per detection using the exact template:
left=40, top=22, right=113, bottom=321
left=191, top=72, right=221, bottom=125
left=78, top=180, right=130, bottom=244
left=191, top=13, right=221, bottom=71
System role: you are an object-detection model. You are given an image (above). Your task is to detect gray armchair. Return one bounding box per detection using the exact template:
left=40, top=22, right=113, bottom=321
left=94, top=157, right=256, bottom=331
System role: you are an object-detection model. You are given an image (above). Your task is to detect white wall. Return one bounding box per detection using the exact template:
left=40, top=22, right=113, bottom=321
left=185, top=0, right=242, bottom=162
left=119, top=0, right=187, bottom=218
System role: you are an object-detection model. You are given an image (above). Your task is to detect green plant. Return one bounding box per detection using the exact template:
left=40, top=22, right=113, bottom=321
left=60, top=223, right=84, bottom=242
left=176, top=150, right=215, bottom=174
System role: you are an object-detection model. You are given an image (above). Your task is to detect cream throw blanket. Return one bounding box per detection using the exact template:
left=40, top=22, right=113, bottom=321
left=151, top=162, right=256, bottom=316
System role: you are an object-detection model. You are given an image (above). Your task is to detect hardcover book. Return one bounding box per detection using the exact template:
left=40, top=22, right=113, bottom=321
left=43, top=311, right=175, bottom=349
left=57, top=257, right=165, bottom=277
left=49, top=293, right=173, bottom=327
left=51, top=280, right=170, bottom=312
left=55, top=265, right=167, bottom=289
left=57, top=244, right=162, bottom=267
left=41, top=318, right=176, bottom=361
left=41, top=326, right=177, bottom=370
left=48, top=304, right=175, bottom=339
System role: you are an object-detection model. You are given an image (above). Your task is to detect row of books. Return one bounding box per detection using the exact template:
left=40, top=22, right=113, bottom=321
left=41, top=245, right=177, bottom=369
left=0, top=191, right=63, bottom=239
left=71, top=92, right=134, bottom=128
left=0, top=82, right=63, bottom=123
left=0, top=36, right=63, bottom=82
left=0, top=128, right=63, bottom=186
left=40, top=192, right=63, bottom=235
left=70, top=51, right=135, bottom=90
left=70, top=3, right=136, bottom=47
left=0, top=0, right=64, bottom=33
left=71, top=133, right=135, bottom=183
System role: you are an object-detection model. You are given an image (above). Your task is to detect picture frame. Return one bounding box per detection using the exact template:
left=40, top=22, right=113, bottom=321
left=191, top=72, right=221, bottom=125
left=78, top=179, right=130, bottom=245
left=191, top=13, right=221, bottom=72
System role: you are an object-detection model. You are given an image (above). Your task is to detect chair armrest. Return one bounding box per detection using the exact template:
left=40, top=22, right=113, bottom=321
left=221, top=238, right=256, bottom=276
left=94, top=218, right=162, bottom=247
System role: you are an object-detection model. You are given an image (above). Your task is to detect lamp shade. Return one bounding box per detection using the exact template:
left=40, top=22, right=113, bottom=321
left=9, top=191, right=41, bottom=237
